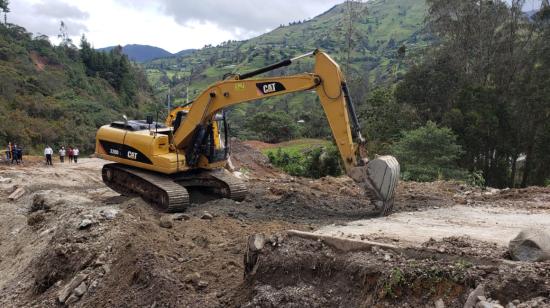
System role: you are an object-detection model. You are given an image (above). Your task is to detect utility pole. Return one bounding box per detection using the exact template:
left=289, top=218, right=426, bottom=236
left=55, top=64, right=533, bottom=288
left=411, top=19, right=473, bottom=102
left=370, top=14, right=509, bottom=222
left=167, top=87, right=171, bottom=114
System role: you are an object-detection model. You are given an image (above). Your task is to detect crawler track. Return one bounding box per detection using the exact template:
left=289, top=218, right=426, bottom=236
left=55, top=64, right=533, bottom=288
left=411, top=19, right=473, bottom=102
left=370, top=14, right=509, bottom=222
left=102, top=164, right=248, bottom=212
left=102, top=164, right=189, bottom=212
left=174, top=168, right=248, bottom=202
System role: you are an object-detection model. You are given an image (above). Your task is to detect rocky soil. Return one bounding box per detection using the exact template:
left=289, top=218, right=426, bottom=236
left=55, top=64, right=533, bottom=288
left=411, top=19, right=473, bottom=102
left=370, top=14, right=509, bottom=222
left=0, top=141, right=547, bottom=307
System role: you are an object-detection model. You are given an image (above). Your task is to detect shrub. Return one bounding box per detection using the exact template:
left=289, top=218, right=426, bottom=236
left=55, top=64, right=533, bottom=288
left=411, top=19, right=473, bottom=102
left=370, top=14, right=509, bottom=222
left=244, top=111, right=298, bottom=143
left=392, top=121, right=465, bottom=182
left=267, top=144, right=343, bottom=178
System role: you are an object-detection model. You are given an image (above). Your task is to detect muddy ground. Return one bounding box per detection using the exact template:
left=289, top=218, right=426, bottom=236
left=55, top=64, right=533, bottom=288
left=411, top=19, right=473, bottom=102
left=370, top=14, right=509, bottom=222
left=0, top=142, right=548, bottom=307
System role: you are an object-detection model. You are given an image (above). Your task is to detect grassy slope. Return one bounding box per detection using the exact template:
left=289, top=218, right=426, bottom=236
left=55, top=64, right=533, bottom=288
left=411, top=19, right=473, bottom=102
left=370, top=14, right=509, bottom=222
left=145, top=0, right=429, bottom=98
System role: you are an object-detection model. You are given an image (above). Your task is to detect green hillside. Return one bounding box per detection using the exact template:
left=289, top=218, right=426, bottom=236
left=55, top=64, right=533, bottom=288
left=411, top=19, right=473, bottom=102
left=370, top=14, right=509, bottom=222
left=144, top=0, right=429, bottom=139
left=145, top=0, right=429, bottom=99
left=0, top=25, right=157, bottom=154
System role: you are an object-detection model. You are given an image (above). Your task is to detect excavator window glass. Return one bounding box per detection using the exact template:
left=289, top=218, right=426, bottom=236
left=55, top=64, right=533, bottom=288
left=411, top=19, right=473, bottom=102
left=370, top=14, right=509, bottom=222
left=110, top=120, right=166, bottom=131
left=173, top=111, right=188, bottom=133
left=208, top=112, right=229, bottom=162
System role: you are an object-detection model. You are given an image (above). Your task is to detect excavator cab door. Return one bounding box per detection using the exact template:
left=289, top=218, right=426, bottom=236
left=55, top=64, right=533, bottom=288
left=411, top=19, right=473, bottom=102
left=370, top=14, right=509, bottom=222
left=210, top=111, right=229, bottom=162
left=186, top=111, right=229, bottom=167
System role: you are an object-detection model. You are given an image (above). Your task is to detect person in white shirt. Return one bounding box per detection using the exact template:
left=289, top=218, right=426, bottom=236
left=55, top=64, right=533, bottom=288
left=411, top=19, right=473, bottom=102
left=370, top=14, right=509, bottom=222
left=73, top=147, right=80, bottom=163
left=44, top=146, right=53, bottom=165
left=59, top=146, right=66, bottom=163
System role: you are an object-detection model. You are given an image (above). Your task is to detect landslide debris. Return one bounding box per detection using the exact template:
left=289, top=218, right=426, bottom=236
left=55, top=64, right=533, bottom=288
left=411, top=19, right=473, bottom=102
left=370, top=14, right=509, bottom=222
left=0, top=142, right=548, bottom=307
left=237, top=234, right=550, bottom=308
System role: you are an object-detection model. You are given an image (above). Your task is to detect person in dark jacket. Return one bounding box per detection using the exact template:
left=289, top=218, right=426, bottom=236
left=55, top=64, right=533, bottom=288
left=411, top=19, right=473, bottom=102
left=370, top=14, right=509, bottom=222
left=68, top=147, right=74, bottom=163
left=11, top=144, right=19, bottom=164
left=16, top=146, right=23, bottom=164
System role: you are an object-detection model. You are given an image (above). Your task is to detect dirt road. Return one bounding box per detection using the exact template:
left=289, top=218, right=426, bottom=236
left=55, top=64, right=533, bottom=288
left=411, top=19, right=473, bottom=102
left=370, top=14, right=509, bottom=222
left=317, top=204, right=550, bottom=246
left=0, top=142, right=548, bottom=307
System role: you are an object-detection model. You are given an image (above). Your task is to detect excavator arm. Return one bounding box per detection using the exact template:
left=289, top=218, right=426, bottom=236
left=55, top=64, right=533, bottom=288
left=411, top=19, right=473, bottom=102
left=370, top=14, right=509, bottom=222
left=168, top=50, right=400, bottom=215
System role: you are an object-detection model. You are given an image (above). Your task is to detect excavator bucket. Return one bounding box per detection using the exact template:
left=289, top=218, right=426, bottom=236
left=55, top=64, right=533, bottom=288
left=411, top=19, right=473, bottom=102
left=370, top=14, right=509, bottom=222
left=350, top=156, right=400, bottom=216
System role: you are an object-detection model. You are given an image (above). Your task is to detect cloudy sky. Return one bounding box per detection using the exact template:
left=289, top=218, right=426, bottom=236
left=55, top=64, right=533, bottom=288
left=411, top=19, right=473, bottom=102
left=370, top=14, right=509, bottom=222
left=8, top=0, right=544, bottom=53
left=9, top=0, right=342, bottom=53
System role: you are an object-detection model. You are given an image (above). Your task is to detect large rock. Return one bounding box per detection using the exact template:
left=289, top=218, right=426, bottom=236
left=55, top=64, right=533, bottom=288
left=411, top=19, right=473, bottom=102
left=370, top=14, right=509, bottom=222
left=78, top=219, right=93, bottom=229
left=100, top=208, right=119, bottom=220
left=57, top=273, right=88, bottom=303
left=30, top=191, right=63, bottom=212
left=159, top=215, right=173, bottom=228
left=8, top=187, right=26, bottom=201
left=173, top=213, right=191, bottom=221
left=184, top=272, right=201, bottom=284
left=509, top=229, right=550, bottom=262
left=72, top=281, right=87, bottom=297
left=201, top=212, right=214, bottom=220
left=464, top=284, right=485, bottom=308
left=31, top=194, right=51, bottom=211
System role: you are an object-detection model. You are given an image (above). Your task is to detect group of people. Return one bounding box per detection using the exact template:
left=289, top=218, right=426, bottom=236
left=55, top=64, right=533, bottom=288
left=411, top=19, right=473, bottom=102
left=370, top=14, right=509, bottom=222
left=5, top=142, right=23, bottom=164
left=44, top=145, right=79, bottom=165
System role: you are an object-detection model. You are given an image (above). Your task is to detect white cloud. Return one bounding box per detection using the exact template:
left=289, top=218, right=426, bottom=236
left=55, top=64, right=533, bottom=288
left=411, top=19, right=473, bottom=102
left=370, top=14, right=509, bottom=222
left=8, top=0, right=342, bottom=53
left=10, top=0, right=89, bottom=37
left=121, top=0, right=340, bottom=34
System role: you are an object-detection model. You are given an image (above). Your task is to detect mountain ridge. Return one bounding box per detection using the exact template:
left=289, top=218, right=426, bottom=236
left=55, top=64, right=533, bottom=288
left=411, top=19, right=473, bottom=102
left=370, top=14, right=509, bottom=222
left=97, top=44, right=196, bottom=62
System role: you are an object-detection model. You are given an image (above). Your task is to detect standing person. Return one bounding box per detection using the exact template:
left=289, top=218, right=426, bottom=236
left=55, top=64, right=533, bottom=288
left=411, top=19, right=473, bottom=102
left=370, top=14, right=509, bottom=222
left=44, top=145, right=53, bottom=165
left=15, top=145, right=22, bottom=165
left=68, top=146, right=74, bottom=163
left=59, top=146, right=66, bottom=163
left=11, top=144, right=18, bottom=164
left=73, top=147, right=79, bottom=163
left=6, top=142, right=11, bottom=161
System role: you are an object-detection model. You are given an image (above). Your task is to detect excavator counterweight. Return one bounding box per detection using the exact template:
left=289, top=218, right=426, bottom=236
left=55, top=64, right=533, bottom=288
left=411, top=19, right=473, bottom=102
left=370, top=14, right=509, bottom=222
left=95, top=49, right=400, bottom=215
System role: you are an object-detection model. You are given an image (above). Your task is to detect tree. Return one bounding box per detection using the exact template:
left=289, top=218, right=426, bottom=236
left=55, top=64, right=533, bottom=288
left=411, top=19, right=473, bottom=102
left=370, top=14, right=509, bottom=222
left=343, top=0, right=367, bottom=75
left=392, top=121, right=465, bottom=182
left=244, top=111, right=298, bottom=143
left=0, top=0, right=9, bottom=24
left=58, top=21, right=74, bottom=47
left=359, top=88, right=418, bottom=154
left=396, top=0, right=548, bottom=187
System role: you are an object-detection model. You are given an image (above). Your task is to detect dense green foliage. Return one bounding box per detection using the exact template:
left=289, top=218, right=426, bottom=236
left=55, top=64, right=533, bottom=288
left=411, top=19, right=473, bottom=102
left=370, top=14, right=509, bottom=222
left=392, top=121, right=464, bottom=182
left=243, top=111, right=298, bottom=143
left=359, top=87, right=419, bottom=154
left=266, top=143, right=343, bottom=178
left=395, top=0, right=550, bottom=187
left=0, top=22, right=156, bottom=154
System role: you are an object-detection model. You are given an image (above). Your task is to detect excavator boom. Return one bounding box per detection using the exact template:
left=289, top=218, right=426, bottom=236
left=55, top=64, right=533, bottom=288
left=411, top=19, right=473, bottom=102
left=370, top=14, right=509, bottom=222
left=167, top=50, right=400, bottom=213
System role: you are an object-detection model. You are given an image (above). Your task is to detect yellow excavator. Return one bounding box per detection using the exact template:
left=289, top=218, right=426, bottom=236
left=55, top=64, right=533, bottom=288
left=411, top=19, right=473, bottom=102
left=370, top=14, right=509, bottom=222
left=95, top=50, right=400, bottom=215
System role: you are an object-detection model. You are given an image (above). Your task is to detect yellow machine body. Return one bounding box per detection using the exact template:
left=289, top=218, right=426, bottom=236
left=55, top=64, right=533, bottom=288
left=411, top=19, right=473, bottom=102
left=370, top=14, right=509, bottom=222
left=95, top=50, right=400, bottom=214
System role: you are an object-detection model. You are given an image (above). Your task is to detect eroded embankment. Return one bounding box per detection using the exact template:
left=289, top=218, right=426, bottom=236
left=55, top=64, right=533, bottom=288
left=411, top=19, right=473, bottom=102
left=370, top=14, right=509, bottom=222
left=234, top=233, right=550, bottom=307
